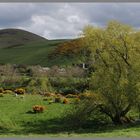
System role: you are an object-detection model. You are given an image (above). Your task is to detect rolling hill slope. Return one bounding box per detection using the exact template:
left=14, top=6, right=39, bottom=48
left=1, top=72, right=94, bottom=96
left=0, top=39, right=70, bottom=67
left=0, top=28, right=48, bottom=48
left=0, top=28, right=74, bottom=66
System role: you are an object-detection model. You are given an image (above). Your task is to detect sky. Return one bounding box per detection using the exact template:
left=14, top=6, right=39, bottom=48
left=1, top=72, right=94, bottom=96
left=0, top=3, right=139, bottom=39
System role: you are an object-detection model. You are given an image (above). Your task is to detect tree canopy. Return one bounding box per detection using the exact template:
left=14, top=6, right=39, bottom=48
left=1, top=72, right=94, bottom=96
left=82, top=20, right=140, bottom=124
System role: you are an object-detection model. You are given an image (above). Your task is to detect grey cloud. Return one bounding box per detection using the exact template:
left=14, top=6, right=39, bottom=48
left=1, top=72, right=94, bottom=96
left=72, top=3, right=140, bottom=27
left=0, top=3, right=140, bottom=39
left=0, top=4, right=34, bottom=27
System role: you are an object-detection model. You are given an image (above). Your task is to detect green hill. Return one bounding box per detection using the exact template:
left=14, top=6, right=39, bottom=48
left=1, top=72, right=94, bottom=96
left=0, top=28, right=47, bottom=48
left=0, top=28, right=74, bottom=66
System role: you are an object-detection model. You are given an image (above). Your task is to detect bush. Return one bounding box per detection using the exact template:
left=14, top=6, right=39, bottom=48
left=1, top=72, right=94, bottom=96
left=63, top=98, right=69, bottom=104
left=43, top=97, right=49, bottom=101
left=79, top=91, right=96, bottom=100
left=26, top=77, right=53, bottom=94
left=44, top=92, right=55, bottom=97
left=43, top=96, right=54, bottom=102
left=14, top=88, right=25, bottom=95
left=0, top=88, right=3, bottom=93
left=74, top=98, right=81, bottom=104
left=0, top=93, right=4, bottom=97
left=55, top=93, right=63, bottom=98
left=3, top=90, right=13, bottom=94
left=54, top=97, right=62, bottom=103
left=65, top=94, right=78, bottom=98
left=0, top=76, right=23, bottom=90
left=32, top=105, right=45, bottom=113
left=49, top=77, right=89, bottom=94
left=48, top=100, right=54, bottom=104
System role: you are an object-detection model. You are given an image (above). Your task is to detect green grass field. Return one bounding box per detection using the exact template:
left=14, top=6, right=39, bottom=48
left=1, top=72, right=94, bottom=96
left=0, top=39, right=77, bottom=67
left=0, top=29, right=81, bottom=67
left=0, top=94, right=140, bottom=137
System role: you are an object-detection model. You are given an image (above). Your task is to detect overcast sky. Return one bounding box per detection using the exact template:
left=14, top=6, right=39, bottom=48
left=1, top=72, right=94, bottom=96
left=0, top=3, right=139, bottom=39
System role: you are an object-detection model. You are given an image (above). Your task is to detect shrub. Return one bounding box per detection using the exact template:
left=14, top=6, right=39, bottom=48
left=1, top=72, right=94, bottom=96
left=0, top=93, right=4, bottom=97
left=49, top=77, right=89, bottom=95
left=26, top=77, right=53, bottom=95
left=3, top=90, right=13, bottom=94
left=79, top=91, right=95, bottom=100
left=65, top=94, right=78, bottom=98
left=44, top=92, right=55, bottom=97
left=43, top=96, right=54, bottom=102
left=43, top=97, right=49, bottom=101
left=32, top=105, right=45, bottom=113
left=0, top=75, right=23, bottom=90
left=74, top=98, right=81, bottom=104
left=0, top=88, right=3, bottom=93
left=56, top=93, right=63, bottom=98
left=63, top=98, right=69, bottom=104
left=14, top=88, right=25, bottom=95
left=48, top=100, right=54, bottom=104
left=54, top=97, right=62, bottom=103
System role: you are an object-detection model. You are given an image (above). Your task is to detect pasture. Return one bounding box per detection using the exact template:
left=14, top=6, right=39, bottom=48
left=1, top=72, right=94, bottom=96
left=0, top=94, right=140, bottom=137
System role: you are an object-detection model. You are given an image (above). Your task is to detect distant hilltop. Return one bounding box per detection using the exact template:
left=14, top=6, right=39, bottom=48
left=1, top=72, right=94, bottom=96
left=0, top=28, right=47, bottom=48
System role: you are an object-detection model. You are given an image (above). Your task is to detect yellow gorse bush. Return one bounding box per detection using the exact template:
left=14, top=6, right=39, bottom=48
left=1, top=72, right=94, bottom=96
left=3, top=90, right=13, bottom=94
left=14, top=88, right=25, bottom=95
left=79, top=91, right=99, bottom=100
left=44, top=92, right=56, bottom=97
left=65, top=94, right=79, bottom=98
left=63, top=98, right=69, bottom=104
left=32, top=105, right=45, bottom=113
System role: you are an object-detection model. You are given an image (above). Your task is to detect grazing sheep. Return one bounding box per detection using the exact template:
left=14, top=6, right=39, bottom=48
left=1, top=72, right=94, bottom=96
left=15, top=93, right=18, bottom=97
left=15, top=94, right=25, bottom=100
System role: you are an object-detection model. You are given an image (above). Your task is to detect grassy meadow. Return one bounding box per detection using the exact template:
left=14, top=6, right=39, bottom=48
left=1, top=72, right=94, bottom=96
left=0, top=39, right=73, bottom=67
left=0, top=94, right=140, bottom=137
left=0, top=94, right=71, bottom=136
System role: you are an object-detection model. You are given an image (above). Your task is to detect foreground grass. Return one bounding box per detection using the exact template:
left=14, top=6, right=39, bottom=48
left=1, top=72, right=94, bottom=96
left=0, top=94, right=140, bottom=137
left=0, top=125, right=140, bottom=138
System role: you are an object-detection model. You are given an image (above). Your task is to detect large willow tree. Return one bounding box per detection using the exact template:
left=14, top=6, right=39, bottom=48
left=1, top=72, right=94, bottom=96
left=82, top=21, right=140, bottom=124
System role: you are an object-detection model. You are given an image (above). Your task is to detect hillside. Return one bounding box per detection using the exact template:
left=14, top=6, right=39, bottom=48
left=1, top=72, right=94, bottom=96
left=0, top=28, right=80, bottom=66
left=0, top=28, right=47, bottom=48
left=0, top=39, right=71, bottom=66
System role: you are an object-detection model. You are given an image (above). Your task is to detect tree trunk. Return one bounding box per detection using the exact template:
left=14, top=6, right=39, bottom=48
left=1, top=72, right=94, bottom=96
left=99, top=104, right=132, bottom=125
left=111, top=114, right=132, bottom=125
left=112, top=115, right=123, bottom=125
